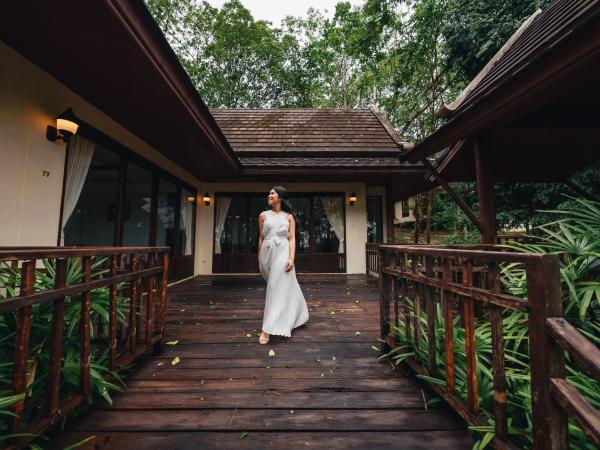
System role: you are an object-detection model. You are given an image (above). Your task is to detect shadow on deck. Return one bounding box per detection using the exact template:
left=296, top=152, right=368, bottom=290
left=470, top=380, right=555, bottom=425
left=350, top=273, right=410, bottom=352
left=50, top=274, right=472, bottom=449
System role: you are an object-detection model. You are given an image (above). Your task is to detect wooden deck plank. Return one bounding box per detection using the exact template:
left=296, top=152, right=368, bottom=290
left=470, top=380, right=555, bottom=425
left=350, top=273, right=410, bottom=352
left=48, top=275, right=471, bottom=449
left=50, top=431, right=474, bottom=450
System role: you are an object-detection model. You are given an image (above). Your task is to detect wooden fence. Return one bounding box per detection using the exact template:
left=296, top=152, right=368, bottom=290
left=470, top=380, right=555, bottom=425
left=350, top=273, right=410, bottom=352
left=0, top=246, right=170, bottom=448
left=377, top=244, right=600, bottom=450
left=366, top=243, right=380, bottom=278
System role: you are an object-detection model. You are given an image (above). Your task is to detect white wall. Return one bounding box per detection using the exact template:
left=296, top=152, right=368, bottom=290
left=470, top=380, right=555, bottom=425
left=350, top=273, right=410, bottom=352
left=0, top=41, right=201, bottom=246
left=195, top=182, right=368, bottom=274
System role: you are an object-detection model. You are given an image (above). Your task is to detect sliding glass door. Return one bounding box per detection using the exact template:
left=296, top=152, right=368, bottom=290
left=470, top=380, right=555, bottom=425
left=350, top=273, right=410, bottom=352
left=213, top=192, right=345, bottom=273
left=61, top=133, right=196, bottom=281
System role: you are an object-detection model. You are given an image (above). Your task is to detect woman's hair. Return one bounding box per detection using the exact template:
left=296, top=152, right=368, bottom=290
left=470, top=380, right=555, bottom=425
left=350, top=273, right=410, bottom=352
left=271, top=185, right=299, bottom=226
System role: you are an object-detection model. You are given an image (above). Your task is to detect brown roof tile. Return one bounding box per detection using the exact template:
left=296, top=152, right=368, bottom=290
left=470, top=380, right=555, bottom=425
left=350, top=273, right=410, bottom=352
left=210, top=108, right=402, bottom=155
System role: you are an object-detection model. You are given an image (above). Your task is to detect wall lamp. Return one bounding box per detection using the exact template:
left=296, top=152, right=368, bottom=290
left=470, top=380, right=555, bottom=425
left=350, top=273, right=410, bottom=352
left=349, top=192, right=357, bottom=206
left=46, top=108, right=79, bottom=143
left=202, top=192, right=211, bottom=206
left=187, top=195, right=196, bottom=203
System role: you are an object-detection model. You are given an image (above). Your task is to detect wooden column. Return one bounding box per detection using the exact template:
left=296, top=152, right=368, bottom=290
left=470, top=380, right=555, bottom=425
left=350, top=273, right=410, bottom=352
left=474, top=137, right=496, bottom=244
left=385, top=184, right=395, bottom=243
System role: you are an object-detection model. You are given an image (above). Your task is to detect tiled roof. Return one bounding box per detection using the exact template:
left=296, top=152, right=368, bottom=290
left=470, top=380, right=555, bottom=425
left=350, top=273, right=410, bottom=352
left=210, top=108, right=402, bottom=155
left=239, top=156, right=415, bottom=168
left=441, top=0, right=600, bottom=120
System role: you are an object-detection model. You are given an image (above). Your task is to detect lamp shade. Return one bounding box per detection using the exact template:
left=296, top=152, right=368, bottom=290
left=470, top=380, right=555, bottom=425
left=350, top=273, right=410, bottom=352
left=349, top=192, right=357, bottom=205
left=56, top=108, right=79, bottom=135
left=202, top=192, right=211, bottom=205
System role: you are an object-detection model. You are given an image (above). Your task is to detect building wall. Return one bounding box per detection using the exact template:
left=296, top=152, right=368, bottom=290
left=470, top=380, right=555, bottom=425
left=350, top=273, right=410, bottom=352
left=195, top=182, right=368, bottom=275
left=0, top=41, right=201, bottom=246
left=395, top=196, right=417, bottom=224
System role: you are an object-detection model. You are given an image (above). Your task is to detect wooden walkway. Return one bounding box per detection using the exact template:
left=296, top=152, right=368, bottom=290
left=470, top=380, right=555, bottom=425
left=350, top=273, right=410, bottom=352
left=50, top=275, right=472, bottom=449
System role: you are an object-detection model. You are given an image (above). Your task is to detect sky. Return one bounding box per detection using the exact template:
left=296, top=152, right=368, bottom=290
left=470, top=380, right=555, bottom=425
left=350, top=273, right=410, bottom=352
left=205, top=0, right=364, bottom=25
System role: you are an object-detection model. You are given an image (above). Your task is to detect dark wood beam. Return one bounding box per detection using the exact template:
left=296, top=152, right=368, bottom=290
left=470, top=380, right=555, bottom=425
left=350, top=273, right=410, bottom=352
left=474, top=137, right=497, bottom=244
left=420, top=158, right=484, bottom=233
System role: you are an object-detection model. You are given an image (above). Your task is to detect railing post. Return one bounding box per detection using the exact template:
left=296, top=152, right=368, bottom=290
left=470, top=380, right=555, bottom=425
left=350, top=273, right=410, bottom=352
left=153, top=251, right=169, bottom=356
left=80, top=256, right=92, bottom=397
left=378, top=247, right=391, bottom=353
left=108, top=254, right=118, bottom=371
left=11, top=260, right=35, bottom=433
left=526, top=254, right=567, bottom=450
left=48, top=258, right=68, bottom=421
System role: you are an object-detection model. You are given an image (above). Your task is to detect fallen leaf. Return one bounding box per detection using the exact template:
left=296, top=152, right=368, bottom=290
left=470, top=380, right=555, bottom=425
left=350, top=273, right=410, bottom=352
left=315, top=357, right=321, bottom=362
left=246, top=333, right=252, bottom=338
left=240, top=432, right=249, bottom=439
left=209, top=300, right=215, bottom=305
left=268, top=349, right=276, bottom=357
left=290, top=410, right=294, bottom=414
left=332, top=356, right=336, bottom=361
left=166, top=340, right=179, bottom=346
left=355, top=331, right=361, bottom=336
left=156, top=362, right=164, bottom=366
left=200, top=379, right=206, bottom=385
left=229, top=378, right=233, bottom=381
left=171, top=357, right=180, bottom=366
left=329, top=311, right=335, bottom=315
left=180, top=309, right=186, bottom=312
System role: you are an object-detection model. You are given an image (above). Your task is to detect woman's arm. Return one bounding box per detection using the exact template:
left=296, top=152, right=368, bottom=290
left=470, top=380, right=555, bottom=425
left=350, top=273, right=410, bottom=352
left=258, top=212, right=265, bottom=258
left=286, top=215, right=295, bottom=272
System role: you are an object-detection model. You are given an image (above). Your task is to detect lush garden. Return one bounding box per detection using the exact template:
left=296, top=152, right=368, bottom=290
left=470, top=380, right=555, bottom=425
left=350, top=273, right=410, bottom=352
left=385, top=198, right=600, bottom=449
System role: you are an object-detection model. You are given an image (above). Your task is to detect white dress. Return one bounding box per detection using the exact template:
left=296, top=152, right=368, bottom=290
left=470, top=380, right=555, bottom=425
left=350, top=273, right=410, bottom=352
left=259, top=209, right=309, bottom=337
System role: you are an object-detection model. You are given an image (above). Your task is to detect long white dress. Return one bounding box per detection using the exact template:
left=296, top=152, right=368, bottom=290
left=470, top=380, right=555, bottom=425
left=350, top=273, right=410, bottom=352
left=259, top=209, right=309, bottom=337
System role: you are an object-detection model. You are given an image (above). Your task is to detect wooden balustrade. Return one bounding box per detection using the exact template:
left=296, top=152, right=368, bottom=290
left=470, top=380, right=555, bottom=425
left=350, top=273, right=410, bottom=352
left=0, top=246, right=170, bottom=448
left=377, top=244, right=600, bottom=450
left=366, top=243, right=380, bottom=278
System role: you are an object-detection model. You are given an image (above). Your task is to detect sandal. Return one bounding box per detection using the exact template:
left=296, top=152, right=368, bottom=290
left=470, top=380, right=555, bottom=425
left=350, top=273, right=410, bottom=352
left=259, top=331, right=270, bottom=345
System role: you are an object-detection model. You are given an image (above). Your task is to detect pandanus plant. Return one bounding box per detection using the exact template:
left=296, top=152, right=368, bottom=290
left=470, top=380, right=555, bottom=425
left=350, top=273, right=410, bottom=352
left=384, top=197, right=600, bottom=449
left=0, top=257, right=131, bottom=436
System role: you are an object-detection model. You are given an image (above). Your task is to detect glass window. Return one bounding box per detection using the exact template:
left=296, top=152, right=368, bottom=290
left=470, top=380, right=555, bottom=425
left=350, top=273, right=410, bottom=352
left=219, top=196, right=247, bottom=254
left=291, top=196, right=310, bottom=254
left=122, top=162, right=153, bottom=246
left=156, top=178, right=177, bottom=249
left=402, top=199, right=411, bottom=218
left=63, top=145, right=119, bottom=246
left=179, top=188, right=195, bottom=256
left=367, top=196, right=383, bottom=243
left=248, top=195, right=269, bottom=253
left=314, top=196, right=344, bottom=253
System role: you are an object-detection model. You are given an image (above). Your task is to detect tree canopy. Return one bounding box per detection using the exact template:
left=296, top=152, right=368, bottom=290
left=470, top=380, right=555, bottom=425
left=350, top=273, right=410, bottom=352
left=147, top=0, right=600, bottom=234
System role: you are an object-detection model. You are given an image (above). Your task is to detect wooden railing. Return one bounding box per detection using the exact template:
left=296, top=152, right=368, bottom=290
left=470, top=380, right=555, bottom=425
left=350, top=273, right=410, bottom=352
left=377, top=244, right=600, bottom=450
left=366, top=243, right=380, bottom=277
left=0, top=246, right=170, bottom=448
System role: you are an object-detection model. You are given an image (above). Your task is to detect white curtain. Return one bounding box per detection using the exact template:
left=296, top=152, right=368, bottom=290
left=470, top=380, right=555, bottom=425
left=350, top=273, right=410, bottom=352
left=180, top=191, right=194, bottom=255
left=61, top=135, right=95, bottom=244
left=214, top=196, right=231, bottom=254
left=321, top=197, right=345, bottom=253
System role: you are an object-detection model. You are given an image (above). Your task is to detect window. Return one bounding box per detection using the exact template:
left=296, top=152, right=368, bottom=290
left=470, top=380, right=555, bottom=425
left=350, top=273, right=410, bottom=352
left=214, top=193, right=345, bottom=255
left=63, top=144, right=119, bottom=246
left=156, top=178, right=177, bottom=248
left=179, top=188, right=195, bottom=256
left=367, top=196, right=383, bottom=243
left=61, top=127, right=197, bottom=280
left=402, top=199, right=411, bottom=218
left=122, top=162, right=153, bottom=247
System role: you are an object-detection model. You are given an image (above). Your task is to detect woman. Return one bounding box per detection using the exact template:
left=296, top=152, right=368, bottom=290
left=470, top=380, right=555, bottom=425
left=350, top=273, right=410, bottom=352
left=257, top=186, right=309, bottom=344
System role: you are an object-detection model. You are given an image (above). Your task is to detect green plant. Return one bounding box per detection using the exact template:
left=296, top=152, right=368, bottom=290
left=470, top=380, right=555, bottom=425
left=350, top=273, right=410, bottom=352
left=0, top=257, right=129, bottom=438
left=385, top=197, right=600, bottom=449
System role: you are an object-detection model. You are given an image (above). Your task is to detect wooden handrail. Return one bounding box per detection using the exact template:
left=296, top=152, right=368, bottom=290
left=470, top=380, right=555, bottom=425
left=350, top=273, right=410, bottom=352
left=0, top=246, right=170, bottom=449
left=377, top=244, right=600, bottom=450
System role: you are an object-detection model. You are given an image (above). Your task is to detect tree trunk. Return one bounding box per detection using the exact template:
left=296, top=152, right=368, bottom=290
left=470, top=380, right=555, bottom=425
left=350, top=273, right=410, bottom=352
left=425, top=190, right=435, bottom=244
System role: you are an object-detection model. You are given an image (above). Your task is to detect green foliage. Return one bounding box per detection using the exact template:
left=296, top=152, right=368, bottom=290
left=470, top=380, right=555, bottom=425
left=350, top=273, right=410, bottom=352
left=387, top=198, right=600, bottom=449
left=0, top=258, right=128, bottom=439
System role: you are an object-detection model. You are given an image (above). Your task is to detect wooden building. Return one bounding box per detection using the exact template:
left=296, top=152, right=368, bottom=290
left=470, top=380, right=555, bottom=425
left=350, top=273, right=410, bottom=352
left=0, top=2, right=426, bottom=280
